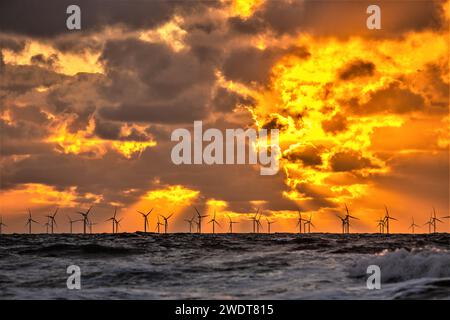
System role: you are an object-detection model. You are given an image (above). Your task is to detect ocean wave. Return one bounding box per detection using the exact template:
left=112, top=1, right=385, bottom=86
left=348, top=248, right=450, bottom=283
left=17, top=243, right=143, bottom=256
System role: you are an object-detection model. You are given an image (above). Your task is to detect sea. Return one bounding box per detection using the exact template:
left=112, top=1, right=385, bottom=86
left=0, top=233, right=449, bottom=299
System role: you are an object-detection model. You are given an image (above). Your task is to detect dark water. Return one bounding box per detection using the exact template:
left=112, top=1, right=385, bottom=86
left=0, top=233, right=449, bottom=299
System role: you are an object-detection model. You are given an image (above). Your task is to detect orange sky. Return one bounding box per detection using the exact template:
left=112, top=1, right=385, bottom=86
left=0, top=0, right=449, bottom=233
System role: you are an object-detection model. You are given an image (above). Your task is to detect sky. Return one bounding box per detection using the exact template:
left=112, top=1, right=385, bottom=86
left=0, top=0, right=449, bottom=234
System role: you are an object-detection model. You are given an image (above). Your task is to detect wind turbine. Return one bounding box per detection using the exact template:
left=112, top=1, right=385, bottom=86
left=296, top=210, right=306, bottom=234
left=115, top=218, right=123, bottom=233
left=408, top=217, right=420, bottom=234
left=383, top=205, right=397, bottom=234
left=77, top=206, right=93, bottom=234
left=26, top=209, right=39, bottom=234
left=0, top=216, right=7, bottom=234
left=255, top=210, right=263, bottom=233
left=106, top=207, right=118, bottom=234
left=208, top=210, right=221, bottom=234
left=44, top=220, right=50, bottom=234
left=184, top=214, right=196, bottom=233
left=336, top=215, right=347, bottom=234
left=67, top=216, right=82, bottom=234
left=304, top=215, right=315, bottom=233
left=137, top=208, right=153, bottom=233
left=160, top=214, right=173, bottom=234
left=249, top=208, right=260, bottom=233
left=266, top=218, right=275, bottom=234
left=155, top=216, right=163, bottom=233
left=227, top=215, right=239, bottom=234
left=375, top=217, right=385, bottom=234
left=88, top=221, right=98, bottom=234
left=45, top=207, right=58, bottom=234
left=344, top=204, right=359, bottom=234
left=193, top=220, right=200, bottom=233
left=430, top=207, right=443, bottom=233
left=423, top=218, right=433, bottom=233
left=194, top=207, right=208, bottom=234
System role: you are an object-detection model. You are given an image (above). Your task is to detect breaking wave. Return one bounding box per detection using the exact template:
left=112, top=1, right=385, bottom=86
left=348, top=247, right=450, bottom=282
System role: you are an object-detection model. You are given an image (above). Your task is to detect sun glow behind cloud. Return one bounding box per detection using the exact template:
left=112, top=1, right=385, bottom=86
left=225, top=29, right=449, bottom=229
left=3, top=41, right=103, bottom=75
left=46, top=118, right=156, bottom=159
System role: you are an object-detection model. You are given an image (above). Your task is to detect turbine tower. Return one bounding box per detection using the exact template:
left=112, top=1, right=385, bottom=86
left=68, top=216, right=82, bottom=234
left=296, top=210, right=306, bottom=234
left=194, top=207, right=208, bottom=234
left=184, top=214, right=196, bottom=233
left=45, top=207, right=58, bottom=234
left=304, top=215, right=315, bottom=233
left=250, top=208, right=260, bottom=233
left=266, top=218, right=275, bottom=234
left=160, top=214, right=173, bottom=234
left=26, top=209, right=39, bottom=234
left=227, top=215, right=239, bottom=234
left=208, top=210, right=220, bottom=234
left=408, top=217, right=420, bottom=234
left=375, top=218, right=385, bottom=234
left=0, top=216, right=7, bottom=234
left=115, top=218, right=123, bottom=233
left=137, top=208, right=153, bottom=233
left=430, top=207, right=443, bottom=233
left=344, top=204, right=359, bottom=234
left=156, top=216, right=163, bottom=233
left=106, top=207, right=118, bottom=234
left=337, top=215, right=346, bottom=234
left=77, top=206, right=93, bottom=234
left=383, top=205, right=397, bottom=234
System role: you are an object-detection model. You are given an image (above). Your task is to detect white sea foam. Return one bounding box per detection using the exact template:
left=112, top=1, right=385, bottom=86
left=348, top=248, right=450, bottom=283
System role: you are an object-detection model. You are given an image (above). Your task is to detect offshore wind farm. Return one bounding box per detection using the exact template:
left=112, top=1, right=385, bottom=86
left=0, top=205, right=448, bottom=299
left=0, top=232, right=449, bottom=300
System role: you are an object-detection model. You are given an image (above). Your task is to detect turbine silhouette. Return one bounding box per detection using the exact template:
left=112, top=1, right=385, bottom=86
left=137, top=208, right=153, bottom=233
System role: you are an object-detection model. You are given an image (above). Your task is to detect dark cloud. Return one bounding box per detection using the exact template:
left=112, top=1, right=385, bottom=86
left=0, top=0, right=221, bottom=38
left=99, top=95, right=209, bottom=124
left=346, top=82, right=425, bottom=114
left=338, top=60, right=375, bottom=81
left=30, top=53, right=59, bottom=68
left=284, top=145, right=323, bottom=167
left=93, top=118, right=153, bottom=142
left=261, top=115, right=288, bottom=131
left=0, top=36, right=26, bottom=52
left=93, top=118, right=121, bottom=140
left=0, top=64, right=67, bottom=94
left=295, top=182, right=338, bottom=209
left=97, top=38, right=217, bottom=123
left=9, top=105, right=50, bottom=125
left=222, top=45, right=309, bottom=85
left=222, top=47, right=278, bottom=85
left=230, top=0, right=446, bottom=38
left=330, top=150, right=376, bottom=172
left=0, top=118, right=48, bottom=142
left=321, top=113, right=348, bottom=134
left=212, top=87, right=255, bottom=113
left=373, top=151, right=449, bottom=207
